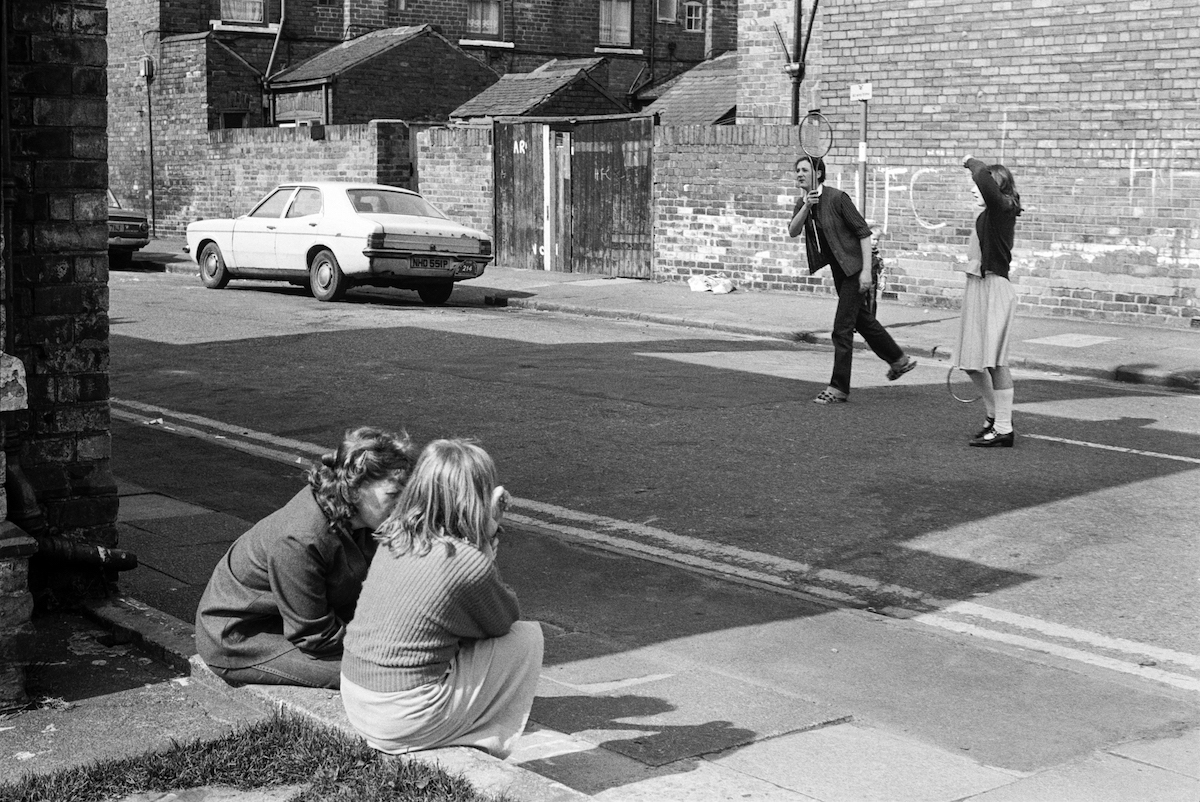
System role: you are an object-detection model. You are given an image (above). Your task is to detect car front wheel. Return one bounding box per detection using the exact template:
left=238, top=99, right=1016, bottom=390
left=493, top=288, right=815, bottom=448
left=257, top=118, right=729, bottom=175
left=310, top=249, right=349, bottom=302
left=417, top=282, right=454, bottom=306
left=199, top=243, right=230, bottom=289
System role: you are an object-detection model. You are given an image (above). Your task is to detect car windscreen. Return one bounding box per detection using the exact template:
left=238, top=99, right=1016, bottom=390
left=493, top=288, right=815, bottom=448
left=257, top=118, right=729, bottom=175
left=249, top=188, right=295, bottom=219
left=347, top=189, right=446, bottom=220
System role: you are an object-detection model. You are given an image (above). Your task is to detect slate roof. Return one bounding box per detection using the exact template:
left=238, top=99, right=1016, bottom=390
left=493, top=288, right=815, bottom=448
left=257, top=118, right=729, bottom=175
left=269, top=25, right=432, bottom=86
left=450, top=58, right=618, bottom=119
left=641, top=52, right=738, bottom=125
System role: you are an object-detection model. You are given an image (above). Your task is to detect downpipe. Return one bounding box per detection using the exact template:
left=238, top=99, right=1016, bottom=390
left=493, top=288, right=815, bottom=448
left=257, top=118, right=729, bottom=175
left=4, top=439, right=137, bottom=572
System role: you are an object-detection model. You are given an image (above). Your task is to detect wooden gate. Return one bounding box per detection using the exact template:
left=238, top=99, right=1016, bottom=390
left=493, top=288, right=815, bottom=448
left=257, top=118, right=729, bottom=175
left=494, top=123, right=545, bottom=271
left=570, top=117, right=653, bottom=278
left=493, top=117, right=652, bottom=277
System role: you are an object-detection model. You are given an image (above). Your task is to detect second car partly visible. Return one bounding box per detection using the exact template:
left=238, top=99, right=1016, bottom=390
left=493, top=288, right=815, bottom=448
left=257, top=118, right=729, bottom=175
left=185, top=182, right=493, bottom=304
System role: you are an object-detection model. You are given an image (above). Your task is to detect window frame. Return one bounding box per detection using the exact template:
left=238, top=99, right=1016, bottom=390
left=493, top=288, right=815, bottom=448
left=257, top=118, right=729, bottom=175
left=599, top=0, right=633, bottom=47
left=657, top=0, right=678, bottom=23
left=684, top=1, right=704, bottom=32
left=466, top=0, right=503, bottom=37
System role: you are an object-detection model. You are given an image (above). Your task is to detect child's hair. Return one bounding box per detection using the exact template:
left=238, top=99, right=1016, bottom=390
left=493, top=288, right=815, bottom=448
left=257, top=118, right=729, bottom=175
left=375, top=438, right=498, bottom=557
left=987, top=164, right=1023, bottom=216
left=794, top=154, right=827, bottom=183
left=307, top=427, right=415, bottom=538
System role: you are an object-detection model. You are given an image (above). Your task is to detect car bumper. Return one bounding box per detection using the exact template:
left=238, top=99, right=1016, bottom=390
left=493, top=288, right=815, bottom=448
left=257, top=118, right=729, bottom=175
left=109, top=236, right=150, bottom=252
left=363, top=250, right=491, bottom=281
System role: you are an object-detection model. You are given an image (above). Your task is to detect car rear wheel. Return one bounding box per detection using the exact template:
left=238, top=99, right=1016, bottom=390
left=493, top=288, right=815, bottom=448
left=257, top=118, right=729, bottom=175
left=417, top=282, right=454, bottom=306
left=310, top=249, right=349, bottom=302
left=199, top=243, right=230, bottom=289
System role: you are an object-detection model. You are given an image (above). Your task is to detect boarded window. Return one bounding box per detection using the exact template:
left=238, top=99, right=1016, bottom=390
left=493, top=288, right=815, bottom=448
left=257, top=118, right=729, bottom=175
left=600, top=0, right=632, bottom=46
left=658, top=0, right=677, bottom=22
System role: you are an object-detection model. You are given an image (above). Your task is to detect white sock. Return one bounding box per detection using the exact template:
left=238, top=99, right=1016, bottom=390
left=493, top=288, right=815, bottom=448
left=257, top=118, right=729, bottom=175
left=969, top=372, right=995, bottom=419
left=993, top=388, right=1014, bottom=434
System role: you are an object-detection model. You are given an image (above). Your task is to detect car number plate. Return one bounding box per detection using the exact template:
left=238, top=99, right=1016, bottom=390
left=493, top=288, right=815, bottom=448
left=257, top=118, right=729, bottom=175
left=413, top=256, right=449, bottom=270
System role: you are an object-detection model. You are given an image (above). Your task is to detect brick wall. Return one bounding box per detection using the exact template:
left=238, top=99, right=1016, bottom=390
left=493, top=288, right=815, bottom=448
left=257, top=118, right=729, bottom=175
left=415, top=126, right=494, bottom=237
left=152, top=122, right=413, bottom=235
left=7, top=0, right=119, bottom=609
left=653, top=124, right=1200, bottom=327
left=724, top=0, right=1200, bottom=327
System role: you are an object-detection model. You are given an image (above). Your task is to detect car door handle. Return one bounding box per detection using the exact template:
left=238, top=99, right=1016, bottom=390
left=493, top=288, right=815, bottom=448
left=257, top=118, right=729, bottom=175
left=308, top=222, right=317, bottom=227
left=266, top=225, right=276, bottom=230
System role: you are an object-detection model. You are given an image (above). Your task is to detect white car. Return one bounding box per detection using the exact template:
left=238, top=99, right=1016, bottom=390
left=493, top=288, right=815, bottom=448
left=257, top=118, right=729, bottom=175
left=185, top=182, right=493, bottom=304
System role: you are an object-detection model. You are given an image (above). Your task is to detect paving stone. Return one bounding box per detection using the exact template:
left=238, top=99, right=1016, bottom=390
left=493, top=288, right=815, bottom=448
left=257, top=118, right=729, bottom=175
left=709, top=722, right=1018, bottom=802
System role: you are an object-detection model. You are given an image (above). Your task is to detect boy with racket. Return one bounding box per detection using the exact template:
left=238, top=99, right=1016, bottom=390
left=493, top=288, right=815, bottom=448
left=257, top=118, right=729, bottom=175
left=788, top=154, right=917, bottom=404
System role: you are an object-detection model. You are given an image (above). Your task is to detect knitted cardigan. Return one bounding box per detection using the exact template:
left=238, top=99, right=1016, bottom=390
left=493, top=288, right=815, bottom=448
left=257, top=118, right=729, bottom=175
left=965, top=157, right=1020, bottom=280
left=342, top=538, right=520, bottom=692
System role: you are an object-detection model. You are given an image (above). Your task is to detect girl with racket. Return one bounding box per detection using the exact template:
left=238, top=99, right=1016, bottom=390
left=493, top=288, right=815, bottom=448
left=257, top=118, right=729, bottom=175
left=788, top=152, right=917, bottom=404
left=956, top=156, right=1023, bottom=447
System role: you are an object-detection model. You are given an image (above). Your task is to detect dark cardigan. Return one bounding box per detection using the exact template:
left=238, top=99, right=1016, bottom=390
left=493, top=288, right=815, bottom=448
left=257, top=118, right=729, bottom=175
left=966, top=158, right=1020, bottom=279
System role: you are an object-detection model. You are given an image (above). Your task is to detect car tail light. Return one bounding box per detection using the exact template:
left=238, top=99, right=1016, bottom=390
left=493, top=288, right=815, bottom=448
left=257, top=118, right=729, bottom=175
left=480, top=239, right=492, bottom=256
left=367, top=232, right=387, bottom=249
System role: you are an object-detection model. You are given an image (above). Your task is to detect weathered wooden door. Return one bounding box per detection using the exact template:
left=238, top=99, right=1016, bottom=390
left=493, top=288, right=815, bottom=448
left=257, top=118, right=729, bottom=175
left=494, top=123, right=572, bottom=271
left=570, top=118, right=653, bottom=278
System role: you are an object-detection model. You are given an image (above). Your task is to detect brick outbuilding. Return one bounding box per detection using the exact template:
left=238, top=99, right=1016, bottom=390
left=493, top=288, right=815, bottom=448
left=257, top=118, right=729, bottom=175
left=267, top=25, right=501, bottom=126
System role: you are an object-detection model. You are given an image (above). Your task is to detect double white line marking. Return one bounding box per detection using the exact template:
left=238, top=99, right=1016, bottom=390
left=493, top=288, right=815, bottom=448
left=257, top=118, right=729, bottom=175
left=110, top=397, right=1200, bottom=695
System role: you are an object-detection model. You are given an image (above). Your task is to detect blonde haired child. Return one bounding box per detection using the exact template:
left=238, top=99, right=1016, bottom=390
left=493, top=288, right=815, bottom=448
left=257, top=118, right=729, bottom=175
left=341, top=439, right=542, bottom=759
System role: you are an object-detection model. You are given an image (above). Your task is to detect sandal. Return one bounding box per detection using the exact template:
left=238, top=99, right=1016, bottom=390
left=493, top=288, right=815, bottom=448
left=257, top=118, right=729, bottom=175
left=813, top=389, right=848, bottom=405
left=886, top=357, right=918, bottom=381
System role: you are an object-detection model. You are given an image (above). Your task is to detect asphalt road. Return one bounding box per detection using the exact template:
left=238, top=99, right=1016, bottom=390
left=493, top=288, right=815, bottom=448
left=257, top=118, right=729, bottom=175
left=100, top=268, right=1200, bottom=789
left=109, top=270, right=1198, bottom=655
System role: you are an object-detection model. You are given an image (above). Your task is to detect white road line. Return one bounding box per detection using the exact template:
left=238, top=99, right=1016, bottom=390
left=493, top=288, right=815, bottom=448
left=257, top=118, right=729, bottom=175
left=111, top=397, right=326, bottom=457
left=113, top=400, right=1200, bottom=694
left=914, top=616, right=1200, bottom=694
left=1025, top=434, right=1200, bottom=464
left=936, top=601, right=1200, bottom=672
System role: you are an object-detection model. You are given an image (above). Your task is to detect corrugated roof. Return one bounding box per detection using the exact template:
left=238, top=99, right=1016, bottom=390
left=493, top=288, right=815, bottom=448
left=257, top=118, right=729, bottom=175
left=450, top=58, right=610, bottom=118
left=269, top=25, right=430, bottom=86
left=642, top=52, right=738, bottom=125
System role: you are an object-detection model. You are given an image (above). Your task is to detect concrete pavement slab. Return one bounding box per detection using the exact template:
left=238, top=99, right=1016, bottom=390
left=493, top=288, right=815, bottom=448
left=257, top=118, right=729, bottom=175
left=964, top=750, right=1200, bottom=801
left=119, top=492, right=215, bottom=521
left=1108, top=726, right=1200, bottom=780
left=534, top=664, right=847, bottom=766
left=710, top=721, right=1020, bottom=802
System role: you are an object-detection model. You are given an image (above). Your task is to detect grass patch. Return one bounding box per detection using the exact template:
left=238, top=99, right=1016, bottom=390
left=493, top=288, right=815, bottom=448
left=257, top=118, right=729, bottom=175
left=0, top=712, right=511, bottom=802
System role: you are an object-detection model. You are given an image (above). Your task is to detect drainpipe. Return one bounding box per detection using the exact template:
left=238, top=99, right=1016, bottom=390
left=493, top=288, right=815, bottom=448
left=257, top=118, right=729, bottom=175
left=3, top=439, right=137, bottom=571
left=265, top=0, right=287, bottom=124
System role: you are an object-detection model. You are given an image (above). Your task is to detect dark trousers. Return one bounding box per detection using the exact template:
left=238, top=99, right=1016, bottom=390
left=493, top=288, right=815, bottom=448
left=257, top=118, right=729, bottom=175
left=829, top=263, right=904, bottom=396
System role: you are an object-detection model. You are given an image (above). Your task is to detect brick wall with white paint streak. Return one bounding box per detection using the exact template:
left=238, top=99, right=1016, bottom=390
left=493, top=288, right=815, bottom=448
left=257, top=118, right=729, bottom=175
left=672, top=0, right=1200, bottom=327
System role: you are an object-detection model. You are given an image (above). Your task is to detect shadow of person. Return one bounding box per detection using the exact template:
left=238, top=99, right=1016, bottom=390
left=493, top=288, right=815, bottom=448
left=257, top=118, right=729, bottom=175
left=531, top=693, right=758, bottom=768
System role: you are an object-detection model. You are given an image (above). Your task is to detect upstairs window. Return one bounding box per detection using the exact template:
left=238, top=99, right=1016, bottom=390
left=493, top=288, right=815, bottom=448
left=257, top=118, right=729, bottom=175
left=221, top=0, right=264, bottom=23
left=600, top=0, right=632, bottom=46
left=467, top=0, right=502, bottom=36
left=684, top=1, right=704, bottom=31
left=657, top=0, right=677, bottom=22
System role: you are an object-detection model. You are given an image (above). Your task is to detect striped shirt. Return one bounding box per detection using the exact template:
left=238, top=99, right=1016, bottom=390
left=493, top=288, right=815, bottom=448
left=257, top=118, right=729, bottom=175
left=342, top=538, right=520, bottom=692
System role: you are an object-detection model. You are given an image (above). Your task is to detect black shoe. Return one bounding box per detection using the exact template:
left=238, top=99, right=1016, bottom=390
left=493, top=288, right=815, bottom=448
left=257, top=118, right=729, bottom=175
left=974, top=418, right=996, bottom=439
left=970, top=428, right=1014, bottom=448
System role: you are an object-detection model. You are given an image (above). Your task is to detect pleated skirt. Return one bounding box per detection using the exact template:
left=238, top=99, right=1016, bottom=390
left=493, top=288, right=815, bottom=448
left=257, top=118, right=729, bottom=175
left=341, top=621, right=543, bottom=760
left=953, top=273, right=1017, bottom=370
